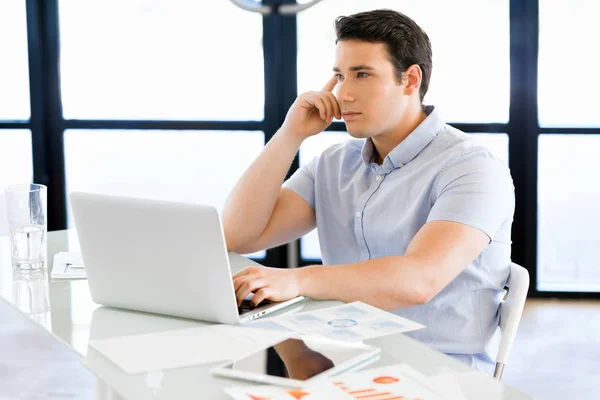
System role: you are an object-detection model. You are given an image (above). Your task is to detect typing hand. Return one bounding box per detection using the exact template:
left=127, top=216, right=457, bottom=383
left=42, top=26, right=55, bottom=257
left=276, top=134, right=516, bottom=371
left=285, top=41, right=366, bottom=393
left=232, top=266, right=301, bottom=306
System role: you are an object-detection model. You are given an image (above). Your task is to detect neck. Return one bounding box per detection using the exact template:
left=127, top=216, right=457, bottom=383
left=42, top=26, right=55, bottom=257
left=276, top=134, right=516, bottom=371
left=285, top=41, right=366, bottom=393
left=372, top=103, right=428, bottom=165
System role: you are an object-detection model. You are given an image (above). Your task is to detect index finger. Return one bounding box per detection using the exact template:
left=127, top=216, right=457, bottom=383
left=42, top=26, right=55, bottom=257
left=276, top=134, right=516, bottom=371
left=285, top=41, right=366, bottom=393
left=322, top=75, right=338, bottom=92
left=232, top=266, right=254, bottom=280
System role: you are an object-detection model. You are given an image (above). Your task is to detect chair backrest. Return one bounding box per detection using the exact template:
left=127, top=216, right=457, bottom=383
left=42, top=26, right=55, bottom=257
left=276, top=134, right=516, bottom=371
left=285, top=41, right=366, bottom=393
left=495, top=262, right=530, bottom=379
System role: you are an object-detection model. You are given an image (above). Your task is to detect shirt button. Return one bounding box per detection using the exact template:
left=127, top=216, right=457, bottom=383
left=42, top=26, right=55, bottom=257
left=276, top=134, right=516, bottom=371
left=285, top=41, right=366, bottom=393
left=375, top=175, right=382, bottom=182
left=355, top=211, right=362, bottom=218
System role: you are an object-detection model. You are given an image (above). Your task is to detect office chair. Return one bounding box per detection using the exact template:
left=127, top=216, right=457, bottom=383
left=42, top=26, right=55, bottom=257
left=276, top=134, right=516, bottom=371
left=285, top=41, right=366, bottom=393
left=495, top=262, right=530, bottom=380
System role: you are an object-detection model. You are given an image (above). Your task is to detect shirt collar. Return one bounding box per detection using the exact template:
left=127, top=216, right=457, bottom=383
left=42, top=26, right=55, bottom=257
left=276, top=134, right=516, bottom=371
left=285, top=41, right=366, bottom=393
left=361, top=105, right=445, bottom=170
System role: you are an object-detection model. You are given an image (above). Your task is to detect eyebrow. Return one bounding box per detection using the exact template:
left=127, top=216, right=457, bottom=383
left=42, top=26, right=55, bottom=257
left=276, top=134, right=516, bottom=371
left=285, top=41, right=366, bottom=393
left=333, top=65, right=376, bottom=72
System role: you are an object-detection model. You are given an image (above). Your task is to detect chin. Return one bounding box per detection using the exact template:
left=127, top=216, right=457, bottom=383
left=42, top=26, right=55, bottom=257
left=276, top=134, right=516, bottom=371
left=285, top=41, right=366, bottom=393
left=346, top=129, right=372, bottom=139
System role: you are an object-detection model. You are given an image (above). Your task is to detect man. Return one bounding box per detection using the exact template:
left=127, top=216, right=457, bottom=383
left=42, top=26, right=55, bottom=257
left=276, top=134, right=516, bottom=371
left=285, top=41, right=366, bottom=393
left=222, top=9, right=514, bottom=372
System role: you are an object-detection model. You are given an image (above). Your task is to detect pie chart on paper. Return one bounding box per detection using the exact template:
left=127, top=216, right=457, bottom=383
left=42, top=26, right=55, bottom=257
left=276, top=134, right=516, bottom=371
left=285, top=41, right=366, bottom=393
left=327, top=319, right=358, bottom=328
left=373, top=376, right=400, bottom=384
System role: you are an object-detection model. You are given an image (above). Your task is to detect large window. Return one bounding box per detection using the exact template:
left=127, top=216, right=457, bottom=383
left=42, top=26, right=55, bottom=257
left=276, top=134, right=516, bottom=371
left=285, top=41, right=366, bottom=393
left=63, top=129, right=266, bottom=258
left=536, top=0, right=600, bottom=293
left=59, top=0, right=264, bottom=121
left=0, top=131, right=33, bottom=236
left=0, top=1, right=30, bottom=120
left=54, top=1, right=267, bottom=259
left=63, top=130, right=265, bottom=224
left=0, top=2, right=32, bottom=236
left=538, top=0, right=600, bottom=127
left=537, top=136, right=600, bottom=292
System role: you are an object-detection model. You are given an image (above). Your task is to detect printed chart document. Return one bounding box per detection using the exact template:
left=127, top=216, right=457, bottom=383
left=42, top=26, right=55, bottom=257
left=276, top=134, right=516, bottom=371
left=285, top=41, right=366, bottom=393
left=243, top=301, right=425, bottom=342
left=224, top=364, right=452, bottom=400
left=51, top=252, right=86, bottom=279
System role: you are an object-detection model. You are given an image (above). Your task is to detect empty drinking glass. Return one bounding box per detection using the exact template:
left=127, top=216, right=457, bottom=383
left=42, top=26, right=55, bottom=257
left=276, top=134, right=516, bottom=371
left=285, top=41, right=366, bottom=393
left=5, top=184, right=47, bottom=270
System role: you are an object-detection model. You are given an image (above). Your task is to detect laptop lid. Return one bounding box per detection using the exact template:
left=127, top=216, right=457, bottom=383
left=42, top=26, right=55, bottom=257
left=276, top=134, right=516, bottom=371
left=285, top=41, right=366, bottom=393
left=69, top=192, right=241, bottom=324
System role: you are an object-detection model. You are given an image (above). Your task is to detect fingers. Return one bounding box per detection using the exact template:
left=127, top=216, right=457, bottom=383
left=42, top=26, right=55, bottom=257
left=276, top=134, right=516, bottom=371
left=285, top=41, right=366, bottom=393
left=232, top=266, right=254, bottom=280
left=310, top=96, right=329, bottom=121
left=322, top=75, right=338, bottom=92
left=235, top=278, right=266, bottom=305
left=324, top=92, right=341, bottom=120
left=319, top=95, right=334, bottom=121
left=309, top=92, right=340, bottom=122
left=233, top=270, right=260, bottom=293
left=299, top=80, right=341, bottom=123
left=233, top=275, right=248, bottom=292
left=251, top=287, right=272, bottom=306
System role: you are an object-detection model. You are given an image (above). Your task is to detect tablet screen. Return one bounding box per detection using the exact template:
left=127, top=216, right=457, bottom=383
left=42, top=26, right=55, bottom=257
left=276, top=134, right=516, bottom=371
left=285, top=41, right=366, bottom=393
left=226, top=337, right=376, bottom=381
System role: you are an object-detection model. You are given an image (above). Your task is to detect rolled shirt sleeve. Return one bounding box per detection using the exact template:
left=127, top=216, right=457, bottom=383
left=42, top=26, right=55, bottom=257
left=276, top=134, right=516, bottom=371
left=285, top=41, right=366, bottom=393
left=427, top=148, right=515, bottom=241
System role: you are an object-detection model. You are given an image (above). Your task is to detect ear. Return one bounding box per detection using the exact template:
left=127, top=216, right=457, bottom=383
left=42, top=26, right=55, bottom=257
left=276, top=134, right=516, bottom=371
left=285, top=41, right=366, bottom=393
left=403, top=64, right=422, bottom=97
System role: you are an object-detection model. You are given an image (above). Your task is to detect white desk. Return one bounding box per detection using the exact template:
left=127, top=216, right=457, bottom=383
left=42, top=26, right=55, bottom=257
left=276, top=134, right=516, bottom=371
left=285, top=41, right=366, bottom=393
left=0, top=230, right=532, bottom=399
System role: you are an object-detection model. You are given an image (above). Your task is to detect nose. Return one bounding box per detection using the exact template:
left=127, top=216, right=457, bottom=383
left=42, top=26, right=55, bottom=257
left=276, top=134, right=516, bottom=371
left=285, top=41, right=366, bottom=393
left=336, top=80, right=356, bottom=103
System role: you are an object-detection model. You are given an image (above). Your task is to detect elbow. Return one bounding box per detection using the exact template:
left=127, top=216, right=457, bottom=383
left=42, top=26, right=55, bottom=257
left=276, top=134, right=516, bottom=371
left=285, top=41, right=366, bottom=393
left=415, top=287, right=435, bottom=305
left=416, top=277, right=441, bottom=305
left=223, top=226, right=243, bottom=253
left=223, top=228, right=259, bottom=254
left=400, top=289, right=433, bottom=307
left=222, top=213, right=261, bottom=254
left=387, top=286, right=433, bottom=308
left=398, top=282, right=437, bottom=306
left=224, top=235, right=240, bottom=253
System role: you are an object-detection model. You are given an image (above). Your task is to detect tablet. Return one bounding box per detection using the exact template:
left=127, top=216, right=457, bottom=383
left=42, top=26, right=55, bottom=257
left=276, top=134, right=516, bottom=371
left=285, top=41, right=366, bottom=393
left=211, top=336, right=381, bottom=387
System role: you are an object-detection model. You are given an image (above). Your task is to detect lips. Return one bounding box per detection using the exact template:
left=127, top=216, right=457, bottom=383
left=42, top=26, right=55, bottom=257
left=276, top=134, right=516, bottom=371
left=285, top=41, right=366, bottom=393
left=342, top=112, right=361, bottom=122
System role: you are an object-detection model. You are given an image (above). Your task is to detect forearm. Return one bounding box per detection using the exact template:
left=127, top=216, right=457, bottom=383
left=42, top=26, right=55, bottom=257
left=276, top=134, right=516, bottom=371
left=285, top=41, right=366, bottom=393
left=296, top=256, right=434, bottom=310
left=222, top=129, right=303, bottom=251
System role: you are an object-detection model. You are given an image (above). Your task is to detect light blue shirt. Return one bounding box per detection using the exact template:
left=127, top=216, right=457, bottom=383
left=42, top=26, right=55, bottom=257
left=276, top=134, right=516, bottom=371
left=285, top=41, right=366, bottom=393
left=283, top=106, right=515, bottom=372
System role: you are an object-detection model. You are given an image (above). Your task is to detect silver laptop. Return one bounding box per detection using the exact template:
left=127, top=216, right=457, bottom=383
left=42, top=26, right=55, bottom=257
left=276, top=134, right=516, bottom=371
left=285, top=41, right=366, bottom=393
left=69, top=191, right=304, bottom=324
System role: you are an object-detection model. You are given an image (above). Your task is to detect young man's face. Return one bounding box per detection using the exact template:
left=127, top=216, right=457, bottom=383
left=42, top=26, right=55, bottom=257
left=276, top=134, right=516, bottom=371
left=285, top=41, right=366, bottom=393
left=333, top=40, right=410, bottom=139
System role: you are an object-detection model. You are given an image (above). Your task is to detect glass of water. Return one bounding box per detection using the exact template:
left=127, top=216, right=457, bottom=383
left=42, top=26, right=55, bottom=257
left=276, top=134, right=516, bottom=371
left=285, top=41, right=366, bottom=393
left=4, top=183, right=47, bottom=270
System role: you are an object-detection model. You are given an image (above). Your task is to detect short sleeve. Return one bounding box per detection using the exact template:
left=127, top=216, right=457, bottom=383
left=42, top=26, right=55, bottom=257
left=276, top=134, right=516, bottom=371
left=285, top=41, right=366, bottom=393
left=427, top=149, right=515, bottom=241
left=282, top=155, right=319, bottom=209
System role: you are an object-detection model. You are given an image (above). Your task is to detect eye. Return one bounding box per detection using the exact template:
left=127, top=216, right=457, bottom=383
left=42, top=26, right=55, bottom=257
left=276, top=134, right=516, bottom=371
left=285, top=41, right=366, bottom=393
left=335, top=73, right=344, bottom=81
left=357, top=72, right=370, bottom=78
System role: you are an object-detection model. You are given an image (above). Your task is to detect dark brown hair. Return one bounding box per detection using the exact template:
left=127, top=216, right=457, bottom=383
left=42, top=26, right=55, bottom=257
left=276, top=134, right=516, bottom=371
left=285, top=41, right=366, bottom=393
left=335, top=9, right=433, bottom=101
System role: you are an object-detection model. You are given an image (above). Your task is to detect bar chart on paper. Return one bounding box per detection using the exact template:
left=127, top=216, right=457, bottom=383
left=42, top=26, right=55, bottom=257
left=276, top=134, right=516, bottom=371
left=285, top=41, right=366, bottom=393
left=224, top=365, right=448, bottom=400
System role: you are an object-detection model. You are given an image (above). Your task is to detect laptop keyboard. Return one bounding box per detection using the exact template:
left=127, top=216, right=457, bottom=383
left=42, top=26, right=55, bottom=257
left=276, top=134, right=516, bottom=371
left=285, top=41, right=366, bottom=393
left=238, top=299, right=272, bottom=315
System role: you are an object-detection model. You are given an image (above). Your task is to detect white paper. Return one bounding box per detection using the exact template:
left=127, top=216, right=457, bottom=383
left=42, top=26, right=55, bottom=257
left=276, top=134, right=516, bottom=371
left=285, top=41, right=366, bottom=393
left=244, top=301, right=425, bottom=343
left=88, top=324, right=291, bottom=375
left=51, top=252, right=86, bottom=279
left=224, top=364, right=448, bottom=400
left=428, top=367, right=499, bottom=400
